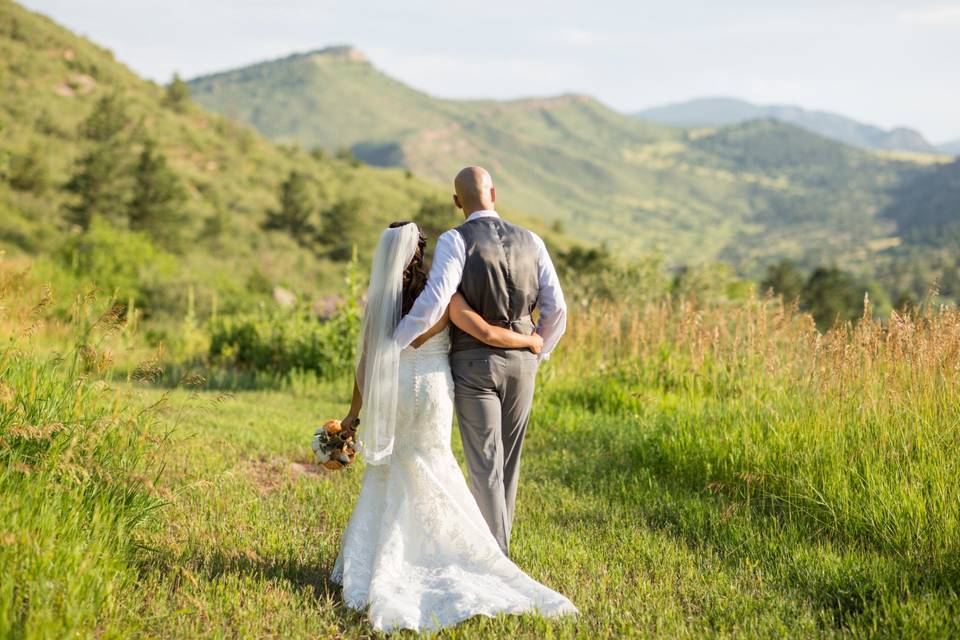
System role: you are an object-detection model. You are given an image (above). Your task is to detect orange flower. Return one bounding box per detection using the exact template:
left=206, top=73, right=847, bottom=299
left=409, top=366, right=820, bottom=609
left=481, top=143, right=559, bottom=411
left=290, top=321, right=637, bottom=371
left=323, top=419, right=342, bottom=435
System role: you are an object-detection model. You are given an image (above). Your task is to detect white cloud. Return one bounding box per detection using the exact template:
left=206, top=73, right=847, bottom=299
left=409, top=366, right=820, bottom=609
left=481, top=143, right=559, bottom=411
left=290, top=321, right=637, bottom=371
left=544, top=27, right=626, bottom=48
left=898, top=6, right=960, bottom=26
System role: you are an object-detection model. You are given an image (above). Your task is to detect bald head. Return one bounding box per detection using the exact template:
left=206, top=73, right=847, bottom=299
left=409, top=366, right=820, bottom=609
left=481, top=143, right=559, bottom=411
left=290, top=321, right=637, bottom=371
left=453, top=166, right=496, bottom=217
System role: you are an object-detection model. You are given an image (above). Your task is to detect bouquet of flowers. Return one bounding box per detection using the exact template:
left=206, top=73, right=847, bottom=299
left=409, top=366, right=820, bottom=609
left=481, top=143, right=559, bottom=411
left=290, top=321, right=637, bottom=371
left=311, top=419, right=357, bottom=470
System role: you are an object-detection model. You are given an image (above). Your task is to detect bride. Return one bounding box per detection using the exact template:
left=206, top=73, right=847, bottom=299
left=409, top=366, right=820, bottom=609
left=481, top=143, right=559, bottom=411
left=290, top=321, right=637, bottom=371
left=330, top=221, right=577, bottom=632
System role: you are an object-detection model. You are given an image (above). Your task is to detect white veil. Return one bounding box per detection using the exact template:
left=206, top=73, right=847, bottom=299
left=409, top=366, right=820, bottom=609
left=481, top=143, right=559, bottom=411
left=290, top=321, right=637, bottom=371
left=354, top=222, right=421, bottom=465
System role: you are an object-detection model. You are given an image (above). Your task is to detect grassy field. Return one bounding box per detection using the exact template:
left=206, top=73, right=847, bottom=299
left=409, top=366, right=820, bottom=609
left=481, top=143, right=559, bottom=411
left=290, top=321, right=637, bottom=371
left=4, top=271, right=960, bottom=638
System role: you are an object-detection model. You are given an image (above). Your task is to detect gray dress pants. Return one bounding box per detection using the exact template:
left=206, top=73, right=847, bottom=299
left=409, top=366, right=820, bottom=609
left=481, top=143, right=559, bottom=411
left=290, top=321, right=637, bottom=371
left=450, top=347, right=539, bottom=556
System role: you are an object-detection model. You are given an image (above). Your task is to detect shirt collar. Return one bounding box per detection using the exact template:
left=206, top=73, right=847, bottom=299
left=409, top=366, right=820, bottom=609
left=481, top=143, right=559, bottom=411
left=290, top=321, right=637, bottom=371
left=466, top=209, right=500, bottom=222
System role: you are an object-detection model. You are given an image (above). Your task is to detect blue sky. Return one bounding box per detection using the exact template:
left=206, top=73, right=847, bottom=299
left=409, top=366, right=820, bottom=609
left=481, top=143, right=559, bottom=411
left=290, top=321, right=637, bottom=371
left=20, top=0, right=960, bottom=142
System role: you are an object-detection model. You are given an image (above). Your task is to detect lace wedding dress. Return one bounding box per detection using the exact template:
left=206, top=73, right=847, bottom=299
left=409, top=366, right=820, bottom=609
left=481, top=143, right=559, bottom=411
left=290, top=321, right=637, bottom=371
left=331, top=330, right=577, bottom=632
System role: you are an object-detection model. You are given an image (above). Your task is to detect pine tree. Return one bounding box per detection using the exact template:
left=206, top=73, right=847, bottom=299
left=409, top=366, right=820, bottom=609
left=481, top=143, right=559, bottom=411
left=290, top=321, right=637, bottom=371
left=320, top=198, right=365, bottom=261
left=8, top=146, right=48, bottom=193
left=413, top=196, right=459, bottom=266
left=263, top=170, right=315, bottom=236
left=80, top=93, right=128, bottom=142
left=64, top=144, right=127, bottom=230
left=202, top=194, right=229, bottom=243
left=414, top=196, right=459, bottom=240
left=802, top=267, right=864, bottom=329
left=761, top=259, right=805, bottom=303
left=164, top=73, right=191, bottom=112
left=128, top=138, right=187, bottom=248
left=64, top=94, right=130, bottom=230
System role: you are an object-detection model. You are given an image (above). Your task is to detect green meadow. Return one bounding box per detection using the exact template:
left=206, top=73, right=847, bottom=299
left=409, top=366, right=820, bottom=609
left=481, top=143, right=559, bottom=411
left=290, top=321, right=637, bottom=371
left=4, top=268, right=959, bottom=638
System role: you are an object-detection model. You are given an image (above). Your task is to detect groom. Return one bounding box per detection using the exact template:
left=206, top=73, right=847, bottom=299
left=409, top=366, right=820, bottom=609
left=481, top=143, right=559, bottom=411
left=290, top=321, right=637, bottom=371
left=394, top=166, right=567, bottom=556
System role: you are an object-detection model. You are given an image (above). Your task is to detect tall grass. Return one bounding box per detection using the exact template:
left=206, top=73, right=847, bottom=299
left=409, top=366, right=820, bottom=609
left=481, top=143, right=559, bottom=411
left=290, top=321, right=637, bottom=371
left=0, top=269, right=167, bottom=637
left=550, top=293, right=960, bottom=591
left=4, top=256, right=959, bottom=636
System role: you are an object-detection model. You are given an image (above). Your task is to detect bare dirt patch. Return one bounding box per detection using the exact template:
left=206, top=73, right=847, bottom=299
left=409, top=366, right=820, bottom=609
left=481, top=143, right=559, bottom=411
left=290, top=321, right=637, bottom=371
left=244, top=457, right=329, bottom=494
left=69, top=73, right=96, bottom=95
left=288, top=461, right=324, bottom=477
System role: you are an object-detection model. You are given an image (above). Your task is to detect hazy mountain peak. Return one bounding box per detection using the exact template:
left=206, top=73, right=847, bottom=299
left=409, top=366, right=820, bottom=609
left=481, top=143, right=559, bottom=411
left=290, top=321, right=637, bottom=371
left=187, top=45, right=372, bottom=85
left=636, top=97, right=937, bottom=154
left=304, top=45, right=369, bottom=64
left=507, top=93, right=593, bottom=109
left=939, top=138, right=960, bottom=156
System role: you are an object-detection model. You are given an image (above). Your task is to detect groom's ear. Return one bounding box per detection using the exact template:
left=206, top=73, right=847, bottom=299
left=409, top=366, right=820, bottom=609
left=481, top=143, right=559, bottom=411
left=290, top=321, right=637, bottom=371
left=490, top=186, right=496, bottom=204
left=453, top=194, right=462, bottom=210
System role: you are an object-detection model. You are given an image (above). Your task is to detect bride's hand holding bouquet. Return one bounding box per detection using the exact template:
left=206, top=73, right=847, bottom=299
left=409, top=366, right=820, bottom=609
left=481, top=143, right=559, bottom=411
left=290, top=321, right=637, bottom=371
left=311, top=417, right=357, bottom=470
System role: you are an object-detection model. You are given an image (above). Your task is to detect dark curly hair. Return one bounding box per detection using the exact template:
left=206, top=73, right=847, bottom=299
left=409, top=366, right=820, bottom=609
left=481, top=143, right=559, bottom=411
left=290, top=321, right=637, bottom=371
left=389, top=221, right=427, bottom=317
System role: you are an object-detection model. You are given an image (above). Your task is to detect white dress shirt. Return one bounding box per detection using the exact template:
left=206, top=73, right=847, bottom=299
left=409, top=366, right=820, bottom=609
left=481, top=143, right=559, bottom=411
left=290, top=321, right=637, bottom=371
left=394, top=210, right=567, bottom=360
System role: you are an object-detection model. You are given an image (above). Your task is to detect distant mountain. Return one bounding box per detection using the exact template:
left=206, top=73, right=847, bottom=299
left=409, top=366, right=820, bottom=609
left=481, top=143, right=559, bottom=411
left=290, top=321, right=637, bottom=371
left=6, top=4, right=956, bottom=307
left=939, top=139, right=960, bottom=156
left=187, top=49, right=944, bottom=274
left=636, top=97, right=937, bottom=154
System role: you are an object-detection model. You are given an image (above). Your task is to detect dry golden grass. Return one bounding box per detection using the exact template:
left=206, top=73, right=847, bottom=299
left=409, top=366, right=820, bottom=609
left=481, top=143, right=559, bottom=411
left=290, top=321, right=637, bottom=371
left=562, top=292, right=960, bottom=397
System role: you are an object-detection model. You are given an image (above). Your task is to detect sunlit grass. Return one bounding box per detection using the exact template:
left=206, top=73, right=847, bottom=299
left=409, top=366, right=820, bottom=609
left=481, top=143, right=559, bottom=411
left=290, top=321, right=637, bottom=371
left=0, top=273, right=167, bottom=638
left=3, top=271, right=960, bottom=637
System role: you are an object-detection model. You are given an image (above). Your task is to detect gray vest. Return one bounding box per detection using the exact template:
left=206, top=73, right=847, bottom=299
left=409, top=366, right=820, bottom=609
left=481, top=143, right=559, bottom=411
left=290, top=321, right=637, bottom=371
left=450, top=216, right=540, bottom=353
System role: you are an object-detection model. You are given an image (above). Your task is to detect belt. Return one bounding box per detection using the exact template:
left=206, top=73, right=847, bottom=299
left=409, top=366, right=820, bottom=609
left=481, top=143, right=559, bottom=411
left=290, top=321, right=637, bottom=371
left=492, top=315, right=533, bottom=330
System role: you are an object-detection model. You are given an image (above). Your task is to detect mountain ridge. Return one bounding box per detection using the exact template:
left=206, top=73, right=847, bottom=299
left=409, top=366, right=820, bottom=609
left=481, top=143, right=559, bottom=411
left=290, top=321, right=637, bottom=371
left=4, top=12, right=957, bottom=305
left=186, top=47, right=944, bottom=277
left=636, top=96, right=937, bottom=154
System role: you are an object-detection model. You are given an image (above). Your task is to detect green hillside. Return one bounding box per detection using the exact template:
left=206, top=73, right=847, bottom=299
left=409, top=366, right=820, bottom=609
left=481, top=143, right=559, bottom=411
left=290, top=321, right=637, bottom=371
left=188, top=48, right=938, bottom=275
left=881, top=158, right=960, bottom=244
left=0, top=4, right=523, bottom=321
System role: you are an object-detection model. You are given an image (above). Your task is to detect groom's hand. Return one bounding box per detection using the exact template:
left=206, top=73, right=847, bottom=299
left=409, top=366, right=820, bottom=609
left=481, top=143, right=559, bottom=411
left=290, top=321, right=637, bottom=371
left=528, top=333, right=544, bottom=354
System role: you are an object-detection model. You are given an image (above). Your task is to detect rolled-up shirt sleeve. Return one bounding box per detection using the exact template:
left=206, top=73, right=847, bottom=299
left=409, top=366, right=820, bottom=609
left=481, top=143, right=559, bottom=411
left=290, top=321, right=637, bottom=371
left=532, top=233, right=567, bottom=360
left=393, top=229, right=465, bottom=349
